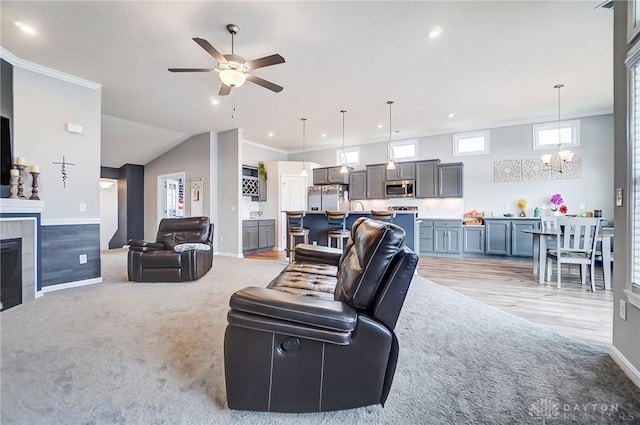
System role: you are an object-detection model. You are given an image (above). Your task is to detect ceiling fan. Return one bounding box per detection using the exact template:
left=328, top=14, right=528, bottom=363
left=169, top=24, right=285, bottom=96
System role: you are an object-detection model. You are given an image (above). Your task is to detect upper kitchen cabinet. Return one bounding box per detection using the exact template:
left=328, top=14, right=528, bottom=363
left=366, top=164, right=387, bottom=199
left=312, top=166, right=351, bottom=185
left=438, top=163, right=464, bottom=198
left=349, top=170, right=367, bottom=200
left=385, top=161, right=415, bottom=181
left=415, top=160, right=440, bottom=198
left=242, top=165, right=266, bottom=201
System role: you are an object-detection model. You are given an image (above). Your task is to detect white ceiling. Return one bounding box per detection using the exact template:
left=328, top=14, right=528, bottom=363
left=1, top=1, right=613, bottom=168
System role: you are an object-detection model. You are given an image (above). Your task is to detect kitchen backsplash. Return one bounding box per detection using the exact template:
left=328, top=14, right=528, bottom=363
left=360, top=198, right=464, bottom=219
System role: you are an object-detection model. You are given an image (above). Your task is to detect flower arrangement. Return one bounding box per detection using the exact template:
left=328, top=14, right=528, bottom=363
left=550, top=193, right=563, bottom=211
left=518, top=198, right=527, bottom=209
left=559, top=205, right=567, bottom=214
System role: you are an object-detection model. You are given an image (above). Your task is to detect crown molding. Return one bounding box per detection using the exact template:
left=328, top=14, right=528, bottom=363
left=243, top=139, right=289, bottom=155
left=0, top=47, right=102, bottom=90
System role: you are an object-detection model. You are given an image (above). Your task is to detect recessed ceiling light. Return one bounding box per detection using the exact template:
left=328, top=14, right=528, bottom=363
left=321, top=133, right=327, bottom=138
left=209, top=97, right=220, bottom=105
left=428, top=27, right=442, bottom=38
left=447, top=113, right=456, bottom=118
left=268, top=132, right=274, bottom=137
left=377, top=124, right=383, bottom=129
left=14, top=21, right=37, bottom=35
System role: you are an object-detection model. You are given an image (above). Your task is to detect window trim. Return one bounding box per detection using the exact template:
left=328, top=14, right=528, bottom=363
left=452, top=130, right=490, bottom=157
left=335, top=146, right=360, bottom=166
left=627, top=35, right=640, bottom=296
left=532, top=120, right=581, bottom=151
left=390, top=139, right=418, bottom=161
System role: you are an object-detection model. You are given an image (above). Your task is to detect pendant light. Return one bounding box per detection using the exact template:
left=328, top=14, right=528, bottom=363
left=339, top=110, right=349, bottom=174
left=300, top=118, right=308, bottom=177
left=540, top=83, right=573, bottom=173
left=386, top=100, right=396, bottom=170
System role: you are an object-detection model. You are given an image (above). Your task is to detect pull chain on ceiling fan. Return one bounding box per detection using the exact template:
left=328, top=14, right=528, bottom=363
left=169, top=24, right=285, bottom=96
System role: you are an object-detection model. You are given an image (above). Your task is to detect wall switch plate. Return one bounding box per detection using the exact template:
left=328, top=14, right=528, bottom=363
left=579, top=202, right=585, bottom=210
left=505, top=203, right=511, bottom=210
left=79, top=254, right=87, bottom=264
left=620, top=299, right=627, bottom=321
left=79, top=203, right=87, bottom=212
left=65, top=123, right=84, bottom=134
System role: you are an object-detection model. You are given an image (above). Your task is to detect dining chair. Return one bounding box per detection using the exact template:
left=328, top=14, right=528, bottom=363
left=545, top=217, right=600, bottom=291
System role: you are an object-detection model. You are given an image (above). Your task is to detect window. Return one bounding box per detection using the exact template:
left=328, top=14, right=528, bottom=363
left=532, top=120, right=580, bottom=150
left=390, top=139, right=418, bottom=160
left=335, top=146, right=360, bottom=166
left=453, top=131, right=490, bottom=156
left=630, top=48, right=640, bottom=293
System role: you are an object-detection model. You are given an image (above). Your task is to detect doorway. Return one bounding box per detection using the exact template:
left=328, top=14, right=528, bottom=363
left=279, top=173, right=308, bottom=251
left=157, top=172, right=186, bottom=228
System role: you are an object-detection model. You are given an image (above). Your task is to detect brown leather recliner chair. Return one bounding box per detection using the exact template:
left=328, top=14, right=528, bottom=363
left=127, top=216, right=214, bottom=282
left=224, top=217, right=418, bottom=412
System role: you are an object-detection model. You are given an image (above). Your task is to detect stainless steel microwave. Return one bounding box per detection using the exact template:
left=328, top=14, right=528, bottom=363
left=385, top=180, right=415, bottom=198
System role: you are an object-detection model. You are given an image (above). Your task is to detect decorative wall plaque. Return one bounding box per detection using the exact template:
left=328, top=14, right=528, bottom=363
left=494, top=159, right=522, bottom=183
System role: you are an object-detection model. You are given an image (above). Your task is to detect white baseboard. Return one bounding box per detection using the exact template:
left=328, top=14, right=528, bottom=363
left=215, top=252, right=243, bottom=258
left=41, top=277, right=102, bottom=293
left=609, top=345, right=640, bottom=389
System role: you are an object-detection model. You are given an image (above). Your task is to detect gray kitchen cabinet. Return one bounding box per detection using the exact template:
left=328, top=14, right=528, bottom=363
left=243, top=219, right=275, bottom=253
left=366, top=164, right=387, bottom=199
left=419, top=220, right=434, bottom=254
left=463, top=225, right=485, bottom=254
left=438, top=163, right=464, bottom=198
left=415, top=160, right=440, bottom=198
left=420, top=219, right=462, bottom=256
left=313, top=166, right=350, bottom=185
left=485, top=219, right=539, bottom=257
left=349, top=171, right=367, bottom=200
left=385, top=161, right=415, bottom=181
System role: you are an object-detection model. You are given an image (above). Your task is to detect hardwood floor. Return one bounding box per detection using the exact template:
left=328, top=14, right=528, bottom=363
left=418, top=256, right=613, bottom=349
left=244, top=249, right=613, bottom=350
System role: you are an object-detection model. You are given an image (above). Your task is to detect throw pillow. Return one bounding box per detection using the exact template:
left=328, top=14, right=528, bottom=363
left=173, top=243, right=211, bottom=252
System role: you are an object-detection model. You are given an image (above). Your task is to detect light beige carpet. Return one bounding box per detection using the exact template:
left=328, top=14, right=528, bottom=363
left=2, top=249, right=640, bottom=425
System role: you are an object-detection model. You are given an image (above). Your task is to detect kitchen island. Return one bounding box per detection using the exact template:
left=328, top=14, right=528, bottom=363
left=285, top=211, right=417, bottom=252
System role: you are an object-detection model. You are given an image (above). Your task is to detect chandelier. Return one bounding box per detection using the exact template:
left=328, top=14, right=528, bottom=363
left=540, top=83, right=573, bottom=173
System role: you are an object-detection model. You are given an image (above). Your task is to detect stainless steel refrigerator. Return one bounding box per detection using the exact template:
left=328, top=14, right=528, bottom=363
left=308, top=185, right=347, bottom=211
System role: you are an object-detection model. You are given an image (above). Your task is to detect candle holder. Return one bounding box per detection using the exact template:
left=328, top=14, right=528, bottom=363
left=9, top=172, right=19, bottom=199
left=29, top=172, right=40, bottom=200
left=15, top=164, right=26, bottom=199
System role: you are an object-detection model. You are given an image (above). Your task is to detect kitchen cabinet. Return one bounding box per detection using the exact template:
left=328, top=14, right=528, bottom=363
left=385, top=162, right=415, bottom=181
left=415, top=160, right=439, bottom=198
left=366, top=164, right=386, bottom=199
left=243, top=219, right=275, bottom=253
left=463, top=225, right=485, bottom=254
left=349, top=171, right=367, bottom=200
left=312, top=166, right=350, bottom=185
left=420, top=219, right=462, bottom=256
left=485, top=218, right=539, bottom=257
left=438, top=163, right=464, bottom=198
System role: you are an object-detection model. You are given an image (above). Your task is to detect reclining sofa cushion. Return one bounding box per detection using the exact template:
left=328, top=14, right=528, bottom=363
left=334, top=218, right=406, bottom=309
left=155, top=216, right=211, bottom=249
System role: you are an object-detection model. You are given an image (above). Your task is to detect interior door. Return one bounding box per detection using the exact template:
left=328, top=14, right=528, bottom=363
left=280, top=174, right=308, bottom=250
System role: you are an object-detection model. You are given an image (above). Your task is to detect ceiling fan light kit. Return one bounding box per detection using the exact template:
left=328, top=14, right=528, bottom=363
left=169, top=24, right=285, bottom=95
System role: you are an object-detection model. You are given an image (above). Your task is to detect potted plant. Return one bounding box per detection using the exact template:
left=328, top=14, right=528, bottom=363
left=518, top=198, right=527, bottom=217
left=257, top=161, right=268, bottom=182
left=550, top=193, right=563, bottom=216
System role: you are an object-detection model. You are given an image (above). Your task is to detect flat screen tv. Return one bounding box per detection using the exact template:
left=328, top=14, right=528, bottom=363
left=1, top=116, right=12, bottom=185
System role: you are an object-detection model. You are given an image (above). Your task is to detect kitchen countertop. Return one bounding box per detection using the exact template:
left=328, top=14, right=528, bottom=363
left=301, top=210, right=418, bottom=214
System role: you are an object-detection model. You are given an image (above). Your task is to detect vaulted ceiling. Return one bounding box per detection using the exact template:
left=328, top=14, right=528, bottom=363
left=1, top=1, right=613, bottom=167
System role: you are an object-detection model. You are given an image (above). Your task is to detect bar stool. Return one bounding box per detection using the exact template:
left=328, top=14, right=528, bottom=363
left=326, top=211, right=350, bottom=249
left=371, top=210, right=396, bottom=223
left=286, top=211, right=309, bottom=263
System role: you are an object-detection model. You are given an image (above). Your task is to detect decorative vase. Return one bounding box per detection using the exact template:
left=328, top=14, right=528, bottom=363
left=519, top=209, right=526, bottom=217
left=552, top=210, right=561, bottom=216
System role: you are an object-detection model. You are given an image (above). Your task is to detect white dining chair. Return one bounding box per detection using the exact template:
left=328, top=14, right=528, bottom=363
left=545, top=217, right=600, bottom=291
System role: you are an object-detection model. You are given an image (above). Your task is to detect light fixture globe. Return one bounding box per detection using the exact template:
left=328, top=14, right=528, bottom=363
left=219, top=68, right=247, bottom=88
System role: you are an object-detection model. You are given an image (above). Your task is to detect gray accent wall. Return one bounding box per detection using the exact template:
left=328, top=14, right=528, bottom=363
left=41, top=224, right=100, bottom=286
left=613, top=0, right=639, bottom=377
left=290, top=115, right=614, bottom=219
left=143, top=132, right=212, bottom=240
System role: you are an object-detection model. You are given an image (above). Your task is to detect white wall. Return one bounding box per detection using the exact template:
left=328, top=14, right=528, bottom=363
left=99, top=179, right=118, bottom=250
left=13, top=67, right=102, bottom=221
left=290, top=114, right=614, bottom=221
left=217, top=129, right=242, bottom=257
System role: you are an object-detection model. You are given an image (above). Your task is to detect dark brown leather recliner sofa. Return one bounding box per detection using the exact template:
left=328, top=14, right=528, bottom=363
left=127, top=216, right=213, bottom=282
left=224, top=217, right=418, bottom=412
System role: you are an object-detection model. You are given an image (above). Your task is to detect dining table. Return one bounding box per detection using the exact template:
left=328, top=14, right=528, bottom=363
left=521, top=228, right=614, bottom=289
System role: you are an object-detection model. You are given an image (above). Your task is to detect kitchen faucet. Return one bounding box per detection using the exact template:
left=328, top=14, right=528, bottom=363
left=351, top=201, right=364, bottom=211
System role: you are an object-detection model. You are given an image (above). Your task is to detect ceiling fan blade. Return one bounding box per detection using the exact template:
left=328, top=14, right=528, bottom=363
left=247, top=75, right=283, bottom=93
left=245, top=54, right=285, bottom=70
left=193, top=37, right=228, bottom=64
left=219, top=84, right=232, bottom=96
left=168, top=68, right=216, bottom=72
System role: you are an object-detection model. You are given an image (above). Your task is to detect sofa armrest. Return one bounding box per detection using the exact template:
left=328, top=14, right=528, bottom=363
left=294, top=244, right=342, bottom=266
left=230, top=286, right=357, bottom=332
left=128, top=239, right=165, bottom=252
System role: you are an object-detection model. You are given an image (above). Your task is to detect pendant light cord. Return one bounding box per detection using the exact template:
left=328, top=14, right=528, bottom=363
left=387, top=100, right=394, bottom=161
left=301, top=117, right=306, bottom=166
left=555, top=83, right=563, bottom=147
left=341, top=110, right=347, bottom=164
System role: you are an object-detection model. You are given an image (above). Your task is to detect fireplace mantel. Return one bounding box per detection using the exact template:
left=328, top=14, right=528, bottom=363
left=0, top=198, right=44, bottom=214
